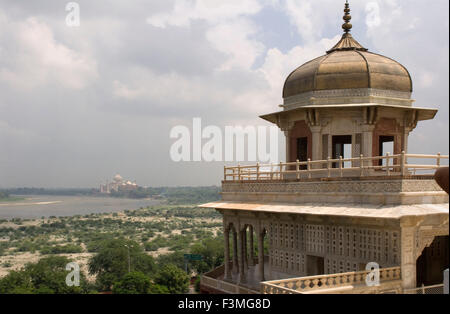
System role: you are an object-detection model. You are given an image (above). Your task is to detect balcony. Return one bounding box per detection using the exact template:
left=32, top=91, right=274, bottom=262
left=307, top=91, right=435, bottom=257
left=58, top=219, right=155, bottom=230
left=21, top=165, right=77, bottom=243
left=221, top=153, right=448, bottom=206
left=200, top=263, right=260, bottom=294
left=261, top=267, right=402, bottom=294
left=201, top=265, right=406, bottom=294
left=224, top=153, right=448, bottom=182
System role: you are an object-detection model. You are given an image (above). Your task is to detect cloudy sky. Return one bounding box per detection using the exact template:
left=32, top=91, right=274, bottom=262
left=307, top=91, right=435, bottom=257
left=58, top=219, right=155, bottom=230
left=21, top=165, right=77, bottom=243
left=0, top=0, right=448, bottom=188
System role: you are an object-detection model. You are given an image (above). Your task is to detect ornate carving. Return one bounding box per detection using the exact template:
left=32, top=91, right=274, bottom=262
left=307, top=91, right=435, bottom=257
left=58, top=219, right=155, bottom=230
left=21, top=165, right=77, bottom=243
left=284, top=88, right=412, bottom=108
left=415, top=226, right=449, bottom=259
left=222, top=179, right=442, bottom=194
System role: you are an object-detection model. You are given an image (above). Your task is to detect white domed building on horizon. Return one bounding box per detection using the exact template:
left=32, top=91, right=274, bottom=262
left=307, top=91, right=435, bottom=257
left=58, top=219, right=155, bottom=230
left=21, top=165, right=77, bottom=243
left=99, top=174, right=139, bottom=194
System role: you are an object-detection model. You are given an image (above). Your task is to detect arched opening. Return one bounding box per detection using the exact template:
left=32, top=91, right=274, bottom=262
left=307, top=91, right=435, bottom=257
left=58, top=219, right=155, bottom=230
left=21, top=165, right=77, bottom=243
left=223, top=223, right=238, bottom=281
left=258, top=228, right=268, bottom=282
left=332, top=135, right=352, bottom=168
left=416, top=236, right=449, bottom=287
left=244, top=225, right=256, bottom=267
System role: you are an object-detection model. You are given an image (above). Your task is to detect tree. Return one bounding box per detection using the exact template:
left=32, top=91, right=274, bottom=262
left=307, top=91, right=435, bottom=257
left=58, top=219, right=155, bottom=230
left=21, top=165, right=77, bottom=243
left=194, top=276, right=201, bottom=293
left=0, top=256, right=91, bottom=294
left=88, top=238, right=155, bottom=291
left=154, top=264, right=189, bottom=294
left=25, top=256, right=90, bottom=294
left=112, top=272, right=151, bottom=294
left=0, top=270, right=32, bottom=294
left=148, top=284, right=169, bottom=294
left=0, top=191, right=9, bottom=199
left=156, top=251, right=186, bottom=270
left=190, top=236, right=224, bottom=274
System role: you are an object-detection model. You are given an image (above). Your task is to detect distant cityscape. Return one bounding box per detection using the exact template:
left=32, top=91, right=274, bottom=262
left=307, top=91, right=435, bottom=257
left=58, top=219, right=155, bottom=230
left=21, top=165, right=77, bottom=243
left=99, top=174, right=139, bottom=194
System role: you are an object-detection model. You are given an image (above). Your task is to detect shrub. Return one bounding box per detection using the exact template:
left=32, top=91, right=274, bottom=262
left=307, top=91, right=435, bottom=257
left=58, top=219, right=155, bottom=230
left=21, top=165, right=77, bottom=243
left=112, top=272, right=151, bottom=294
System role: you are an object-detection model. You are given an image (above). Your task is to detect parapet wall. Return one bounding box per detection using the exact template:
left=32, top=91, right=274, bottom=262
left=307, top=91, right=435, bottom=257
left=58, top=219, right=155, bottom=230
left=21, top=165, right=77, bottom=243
left=221, top=176, right=448, bottom=205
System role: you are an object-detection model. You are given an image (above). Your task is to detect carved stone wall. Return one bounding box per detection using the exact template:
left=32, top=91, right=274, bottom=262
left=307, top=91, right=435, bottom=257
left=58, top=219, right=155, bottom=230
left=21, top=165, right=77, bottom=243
left=222, top=179, right=443, bottom=195
left=222, top=179, right=448, bottom=206
left=224, top=212, right=402, bottom=278
left=220, top=207, right=448, bottom=288
left=269, top=221, right=400, bottom=276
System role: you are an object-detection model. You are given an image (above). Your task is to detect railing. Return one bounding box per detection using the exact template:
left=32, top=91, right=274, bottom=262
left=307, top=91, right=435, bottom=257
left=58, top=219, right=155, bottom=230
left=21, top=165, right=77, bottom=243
left=261, top=267, right=401, bottom=294
left=201, top=275, right=259, bottom=294
left=404, top=284, right=445, bottom=294
left=201, top=263, right=259, bottom=294
left=224, top=152, right=449, bottom=181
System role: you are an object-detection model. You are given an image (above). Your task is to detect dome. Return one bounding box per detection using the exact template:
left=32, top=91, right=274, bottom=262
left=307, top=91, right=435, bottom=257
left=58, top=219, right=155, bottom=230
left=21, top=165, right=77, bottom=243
left=283, top=3, right=412, bottom=100
left=114, top=174, right=123, bottom=182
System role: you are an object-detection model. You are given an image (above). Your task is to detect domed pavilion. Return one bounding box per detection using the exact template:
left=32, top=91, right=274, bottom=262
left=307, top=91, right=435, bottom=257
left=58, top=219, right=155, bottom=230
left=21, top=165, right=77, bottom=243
left=261, top=1, right=436, bottom=164
left=200, top=1, right=448, bottom=295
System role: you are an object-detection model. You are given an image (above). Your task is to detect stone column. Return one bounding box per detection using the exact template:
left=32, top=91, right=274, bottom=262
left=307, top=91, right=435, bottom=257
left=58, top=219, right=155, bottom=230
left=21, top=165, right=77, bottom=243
left=310, top=126, right=322, bottom=163
left=243, top=227, right=248, bottom=269
left=361, top=125, right=375, bottom=167
left=249, top=226, right=255, bottom=266
left=284, top=130, right=291, bottom=162
left=238, top=230, right=247, bottom=284
left=400, top=223, right=417, bottom=292
left=224, top=229, right=231, bottom=280
left=402, top=127, right=412, bottom=154
left=258, top=231, right=265, bottom=282
left=232, top=229, right=238, bottom=274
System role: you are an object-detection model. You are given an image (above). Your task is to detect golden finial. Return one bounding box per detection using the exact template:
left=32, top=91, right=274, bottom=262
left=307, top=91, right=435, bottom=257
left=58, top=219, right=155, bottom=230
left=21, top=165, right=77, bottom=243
left=342, top=0, right=352, bottom=34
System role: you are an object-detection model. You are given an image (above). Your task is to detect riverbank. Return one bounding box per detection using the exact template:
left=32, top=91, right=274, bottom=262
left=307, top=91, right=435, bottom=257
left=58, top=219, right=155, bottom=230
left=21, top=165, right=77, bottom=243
left=0, top=205, right=222, bottom=281
left=0, top=196, right=26, bottom=203
left=0, top=195, right=163, bottom=219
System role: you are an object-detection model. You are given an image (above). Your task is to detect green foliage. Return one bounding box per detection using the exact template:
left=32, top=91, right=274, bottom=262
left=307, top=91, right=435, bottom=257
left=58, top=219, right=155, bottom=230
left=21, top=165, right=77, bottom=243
left=145, top=234, right=194, bottom=252
left=154, top=264, right=189, bottom=294
left=0, top=256, right=91, bottom=294
left=1, top=188, right=94, bottom=196
left=145, top=236, right=169, bottom=252
left=0, top=270, right=32, bottom=294
left=110, top=186, right=220, bottom=204
left=2, top=261, right=12, bottom=268
left=112, top=272, right=151, bottom=294
left=190, top=236, right=224, bottom=274
left=156, top=251, right=187, bottom=270
left=194, top=276, right=201, bottom=293
left=40, top=244, right=83, bottom=255
left=149, top=283, right=170, bottom=294
left=88, top=239, right=155, bottom=291
left=0, top=198, right=223, bottom=294
left=164, top=187, right=220, bottom=205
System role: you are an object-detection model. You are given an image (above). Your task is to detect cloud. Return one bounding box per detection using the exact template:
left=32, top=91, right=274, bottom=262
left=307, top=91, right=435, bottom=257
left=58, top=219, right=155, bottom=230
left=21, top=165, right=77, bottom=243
left=206, top=19, right=264, bottom=70
left=0, top=0, right=447, bottom=188
left=284, top=0, right=315, bottom=43
left=0, top=15, right=98, bottom=91
left=146, top=0, right=263, bottom=28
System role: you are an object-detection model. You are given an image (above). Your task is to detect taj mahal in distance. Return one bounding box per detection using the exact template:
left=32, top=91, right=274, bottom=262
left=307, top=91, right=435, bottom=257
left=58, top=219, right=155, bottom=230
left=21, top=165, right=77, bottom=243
left=99, top=174, right=139, bottom=194
left=199, top=1, right=449, bottom=294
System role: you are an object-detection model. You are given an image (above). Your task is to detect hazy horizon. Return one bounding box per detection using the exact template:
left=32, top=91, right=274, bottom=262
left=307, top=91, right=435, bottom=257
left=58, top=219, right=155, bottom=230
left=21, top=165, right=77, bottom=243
left=0, top=0, right=448, bottom=188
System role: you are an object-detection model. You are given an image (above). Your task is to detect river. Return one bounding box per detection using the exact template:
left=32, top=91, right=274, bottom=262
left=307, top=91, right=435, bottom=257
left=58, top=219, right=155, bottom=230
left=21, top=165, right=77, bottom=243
left=0, top=195, right=162, bottom=219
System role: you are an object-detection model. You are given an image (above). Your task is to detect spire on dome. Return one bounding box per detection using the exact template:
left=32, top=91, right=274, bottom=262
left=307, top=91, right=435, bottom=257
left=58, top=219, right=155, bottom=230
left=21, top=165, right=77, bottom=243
left=327, top=1, right=368, bottom=54
left=342, top=0, right=352, bottom=33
